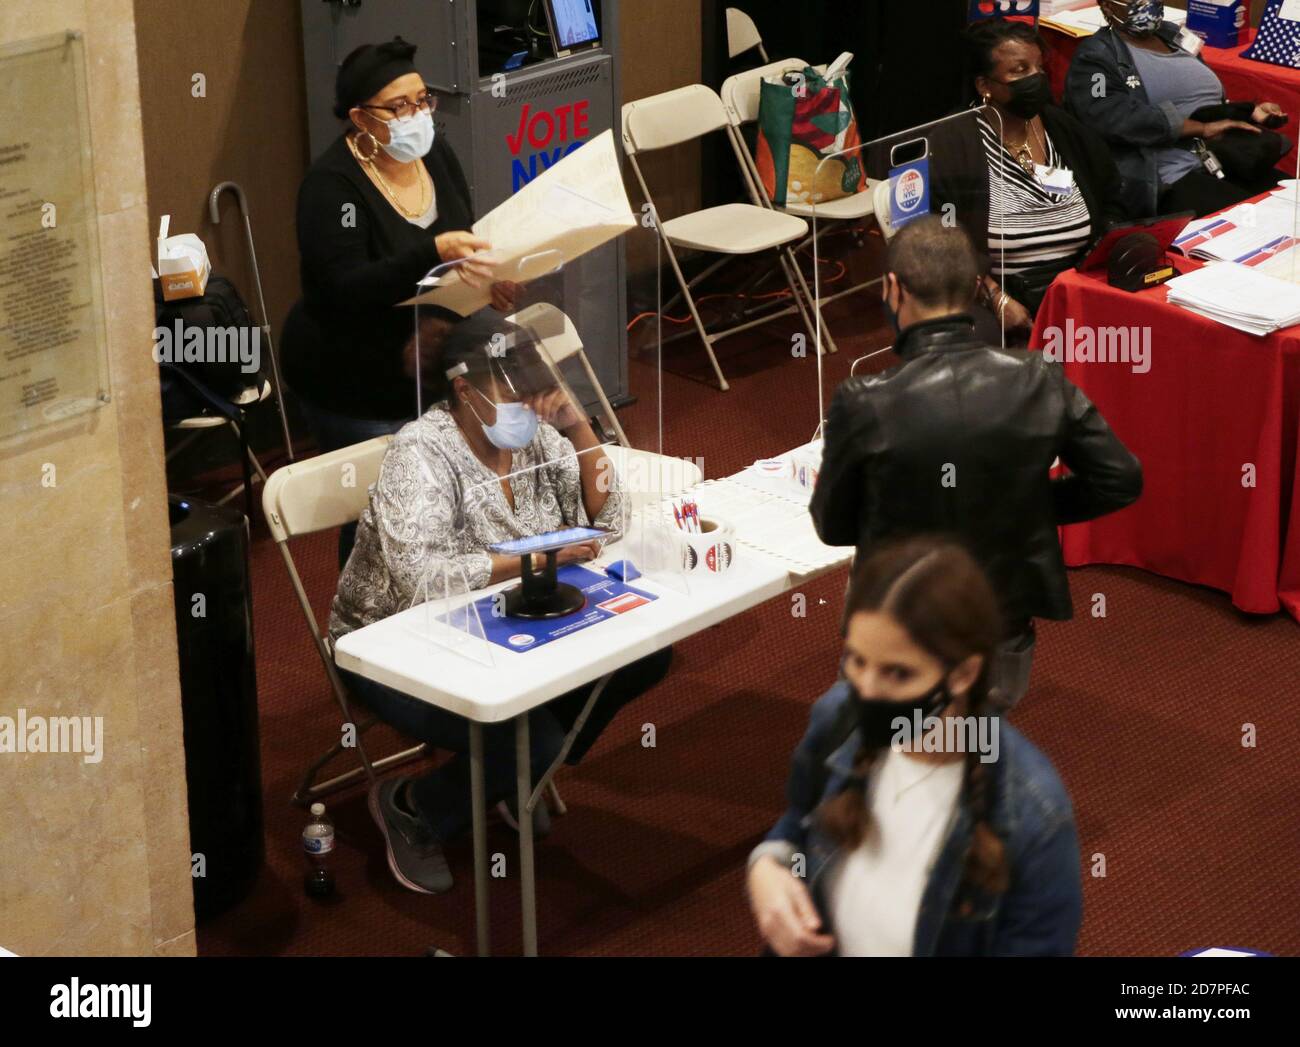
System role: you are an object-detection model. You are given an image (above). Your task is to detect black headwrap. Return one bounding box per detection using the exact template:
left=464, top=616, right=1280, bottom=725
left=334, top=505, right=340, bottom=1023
left=333, top=36, right=420, bottom=119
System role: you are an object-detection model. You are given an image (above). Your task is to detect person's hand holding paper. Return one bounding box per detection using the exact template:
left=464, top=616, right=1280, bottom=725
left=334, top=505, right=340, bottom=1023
left=433, top=231, right=497, bottom=287
left=403, top=129, right=637, bottom=316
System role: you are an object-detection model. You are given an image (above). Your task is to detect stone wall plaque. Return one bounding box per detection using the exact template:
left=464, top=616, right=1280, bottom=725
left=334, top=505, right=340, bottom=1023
left=0, top=31, right=109, bottom=439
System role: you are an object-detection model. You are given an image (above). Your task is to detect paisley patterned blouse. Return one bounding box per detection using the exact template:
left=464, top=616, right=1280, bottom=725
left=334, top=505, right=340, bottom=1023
left=329, top=403, right=623, bottom=640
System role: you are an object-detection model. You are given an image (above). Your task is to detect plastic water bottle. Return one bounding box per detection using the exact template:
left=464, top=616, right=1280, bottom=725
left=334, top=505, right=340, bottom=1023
left=302, top=802, right=335, bottom=898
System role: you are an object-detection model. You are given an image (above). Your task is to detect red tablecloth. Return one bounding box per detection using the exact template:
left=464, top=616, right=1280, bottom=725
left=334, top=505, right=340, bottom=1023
left=1030, top=265, right=1300, bottom=620
left=1043, top=26, right=1300, bottom=168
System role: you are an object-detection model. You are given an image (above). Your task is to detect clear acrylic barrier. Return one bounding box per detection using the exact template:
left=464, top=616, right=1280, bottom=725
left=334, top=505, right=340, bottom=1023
left=403, top=439, right=698, bottom=668
left=811, top=100, right=1013, bottom=421
left=810, top=105, right=1007, bottom=437
left=377, top=118, right=737, bottom=668
left=392, top=241, right=699, bottom=667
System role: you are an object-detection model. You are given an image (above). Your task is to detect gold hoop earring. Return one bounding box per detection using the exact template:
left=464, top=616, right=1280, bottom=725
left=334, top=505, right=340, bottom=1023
left=354, top=130, right=379, bottom=161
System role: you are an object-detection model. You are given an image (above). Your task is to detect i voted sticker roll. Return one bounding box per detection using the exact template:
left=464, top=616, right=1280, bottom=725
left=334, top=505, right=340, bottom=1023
left=680, top=516, right=736, bottom=576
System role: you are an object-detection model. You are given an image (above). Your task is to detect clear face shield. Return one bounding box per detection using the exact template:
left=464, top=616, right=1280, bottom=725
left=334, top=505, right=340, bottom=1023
left=450, top=328, right=561, bottom=441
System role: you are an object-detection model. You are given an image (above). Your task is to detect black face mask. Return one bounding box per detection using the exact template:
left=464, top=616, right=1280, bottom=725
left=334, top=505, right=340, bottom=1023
left=999, top=72, right=1052, bottom=120
left=853, top=676, right=952, bottom=750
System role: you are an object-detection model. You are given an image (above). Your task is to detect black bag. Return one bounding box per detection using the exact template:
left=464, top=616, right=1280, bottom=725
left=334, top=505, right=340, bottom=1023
left=1190, top=104, right=1292, bottom=187
left=154, top=274, right=263, bottom=418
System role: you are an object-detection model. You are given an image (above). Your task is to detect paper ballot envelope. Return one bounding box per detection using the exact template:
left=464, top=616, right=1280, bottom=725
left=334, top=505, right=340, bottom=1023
left=155, top=214, right=211, bottom=301
left=401, top=129, right=637, bottom=316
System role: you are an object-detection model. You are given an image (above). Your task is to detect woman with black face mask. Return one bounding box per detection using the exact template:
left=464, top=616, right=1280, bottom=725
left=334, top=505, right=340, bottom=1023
left=746, top=538, right=1082, bottom=957
left=936, top=18, right=1128, bottom=339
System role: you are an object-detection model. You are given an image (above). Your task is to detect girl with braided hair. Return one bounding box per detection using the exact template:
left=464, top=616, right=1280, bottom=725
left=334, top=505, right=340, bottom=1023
left=747, top=538, right=1081, bottom=956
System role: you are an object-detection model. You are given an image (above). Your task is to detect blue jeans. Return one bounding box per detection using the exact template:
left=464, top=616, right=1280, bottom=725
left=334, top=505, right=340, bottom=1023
left=338, top=646, right=673, bottom=843
left=296, top=397, right=411, bottom=568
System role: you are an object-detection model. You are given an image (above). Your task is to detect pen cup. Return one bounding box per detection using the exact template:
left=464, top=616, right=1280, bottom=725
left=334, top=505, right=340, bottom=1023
left=680, top=516, right=736, bottom=576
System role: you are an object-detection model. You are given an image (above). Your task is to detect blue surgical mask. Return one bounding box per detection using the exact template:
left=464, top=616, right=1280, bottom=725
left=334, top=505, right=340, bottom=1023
left=1119, top=0, right=1163, bottom=35
left=381, top=110, right=435, bottom=163
left=469, top=387, right=538, bottom=450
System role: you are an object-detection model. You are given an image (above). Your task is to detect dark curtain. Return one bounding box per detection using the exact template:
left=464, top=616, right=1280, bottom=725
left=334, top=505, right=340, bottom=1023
left=703, top=0, right=972, bottom=143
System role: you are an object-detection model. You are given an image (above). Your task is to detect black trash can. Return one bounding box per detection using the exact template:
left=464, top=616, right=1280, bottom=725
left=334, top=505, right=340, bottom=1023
left=169, top=495, right=263, bottom=921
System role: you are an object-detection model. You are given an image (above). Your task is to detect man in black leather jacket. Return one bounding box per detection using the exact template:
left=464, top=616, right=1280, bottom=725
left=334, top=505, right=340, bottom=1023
left=810, top=217, right=1142, bottom=707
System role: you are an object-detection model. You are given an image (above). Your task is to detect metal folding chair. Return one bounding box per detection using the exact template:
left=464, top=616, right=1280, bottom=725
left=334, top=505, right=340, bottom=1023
left=622, top=84, right=831, bottom=391
left=720, top=58, right=883, bottom=344
left=726, top=7, right=769, bottom=62
left=261, top=436, right=427, bottom=804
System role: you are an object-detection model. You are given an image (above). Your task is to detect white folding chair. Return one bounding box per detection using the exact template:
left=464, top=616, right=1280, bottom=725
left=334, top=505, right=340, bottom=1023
left=622, top=84, right=828, bottom=392
left=726, top=7, right=769, bottom=62
left=873, top=179, right=899, bottom=241
left=507, top=302, right=631, bottom=448
left=721, top=59, right=883, bottom=328
left=262, top=437, right=428, bottom=804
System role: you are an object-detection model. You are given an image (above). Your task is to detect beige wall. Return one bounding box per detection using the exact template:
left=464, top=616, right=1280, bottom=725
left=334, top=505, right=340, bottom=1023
left=133, top=0, right=309, bottom=352
left=0, top=1, right=194, bottom=956
left=621, top=0, right=704, bottom=275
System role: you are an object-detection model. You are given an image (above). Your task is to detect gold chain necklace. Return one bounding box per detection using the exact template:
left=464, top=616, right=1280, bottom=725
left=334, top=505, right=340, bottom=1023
left=347, top=135, right=430, bottom=219
left=1004, top=118, right=1046, bottom=177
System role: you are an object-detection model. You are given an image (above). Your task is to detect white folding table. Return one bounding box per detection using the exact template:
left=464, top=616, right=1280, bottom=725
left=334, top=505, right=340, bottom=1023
left=333, top=450, right=852, bottom=955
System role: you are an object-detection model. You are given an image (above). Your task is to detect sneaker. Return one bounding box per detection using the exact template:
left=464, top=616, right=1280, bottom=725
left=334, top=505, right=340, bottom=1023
left=368, top=777, right=453, bottom=894
left=495, top=794, right=552, bottom=839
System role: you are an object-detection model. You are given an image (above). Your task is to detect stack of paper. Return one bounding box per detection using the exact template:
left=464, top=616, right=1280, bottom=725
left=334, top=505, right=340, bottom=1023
left=1165, top=261, right=1300, bottom=335
left=1173, top=199, right=1300, bottom=261
left=1040, top=0, right=1093, bottom=14
left=401, top=128, right=637, bottom=316
left=1041, top=4, right=1186, bottom=37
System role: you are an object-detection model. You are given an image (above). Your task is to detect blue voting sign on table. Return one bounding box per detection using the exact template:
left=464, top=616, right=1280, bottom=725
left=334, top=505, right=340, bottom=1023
left=444, top=563, right=658, bottom=653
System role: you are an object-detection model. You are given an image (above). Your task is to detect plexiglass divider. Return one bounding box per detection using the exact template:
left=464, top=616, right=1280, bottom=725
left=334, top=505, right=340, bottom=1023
left=388, top=211, right=706, bottom=666
left=810, top=106, right=1006, bottom=436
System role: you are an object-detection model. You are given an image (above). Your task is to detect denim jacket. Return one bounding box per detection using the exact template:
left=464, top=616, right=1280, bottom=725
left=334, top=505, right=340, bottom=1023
left=762, top=681, right=1083, bottom=956
left=1064, top=21, right=1219, bottom=216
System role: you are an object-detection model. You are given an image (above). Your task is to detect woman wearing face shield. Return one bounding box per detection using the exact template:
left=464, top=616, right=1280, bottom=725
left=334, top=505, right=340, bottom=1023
left=1065, top=1, right=1289, bottom=217
left=933, top=18, right=1126, bottom=339
left=282, top=37, right=517, bottom=468
left=746, top=538, right=1081, bottom=957
left=329, top=313, right=673, bottom=895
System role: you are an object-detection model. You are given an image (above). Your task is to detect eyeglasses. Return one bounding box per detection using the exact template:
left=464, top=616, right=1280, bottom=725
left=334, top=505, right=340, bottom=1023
left=364, top=87, right=438, bottom=120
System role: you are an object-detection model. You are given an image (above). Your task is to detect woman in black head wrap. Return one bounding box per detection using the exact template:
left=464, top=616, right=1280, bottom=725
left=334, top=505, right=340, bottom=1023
left=283, top=37, right=514, bottom=462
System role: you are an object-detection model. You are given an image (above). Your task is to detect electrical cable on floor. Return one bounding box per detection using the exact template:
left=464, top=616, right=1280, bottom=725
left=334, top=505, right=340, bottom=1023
left=625, top=235, right=857, bottom=332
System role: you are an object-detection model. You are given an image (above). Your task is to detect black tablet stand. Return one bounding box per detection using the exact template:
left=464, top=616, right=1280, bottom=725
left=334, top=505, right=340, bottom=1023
left=503, top=550, right=586, bottom=619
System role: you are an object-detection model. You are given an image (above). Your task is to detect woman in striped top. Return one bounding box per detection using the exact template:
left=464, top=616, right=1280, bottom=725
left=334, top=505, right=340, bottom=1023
left=978, top=110, right=1093, bottom=309
left=936, top=19, right=1127, bottom=336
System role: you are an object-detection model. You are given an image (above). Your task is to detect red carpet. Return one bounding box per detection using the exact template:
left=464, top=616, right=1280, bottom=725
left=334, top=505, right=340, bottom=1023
left=194, top=246, right=1300, bottom=956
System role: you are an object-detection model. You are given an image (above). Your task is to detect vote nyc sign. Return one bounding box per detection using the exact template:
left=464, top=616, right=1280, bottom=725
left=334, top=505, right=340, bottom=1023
left=508, top=99, right=591, bottom=192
